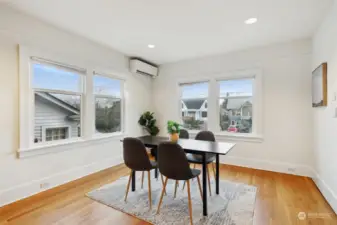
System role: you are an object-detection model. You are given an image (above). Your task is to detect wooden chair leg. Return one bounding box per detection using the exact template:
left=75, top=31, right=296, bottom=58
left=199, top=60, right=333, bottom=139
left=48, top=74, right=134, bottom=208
left=207, top=165, right=212, bottom=196
left=124, top=171, right=132, bottom=202
left=141, top=171, right=144, bottom=189
left=147, top=171, right=152, bottom=209
left=186, top=180, right=193, bottom=225
left=160, top=174, right=167, bottom=195
left=174, top=180, right=178, bottom=198
left=212, top=163, right=216, bottom=178
left=182, top=181, right=186, bottom=190
left=156, top=177, right=168, bottom=214
left=196, top=176, right=203, bottom=200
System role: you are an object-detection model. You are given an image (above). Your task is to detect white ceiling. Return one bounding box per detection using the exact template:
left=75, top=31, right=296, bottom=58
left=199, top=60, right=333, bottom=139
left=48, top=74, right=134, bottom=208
left=2, top=0, right=333, bottom=64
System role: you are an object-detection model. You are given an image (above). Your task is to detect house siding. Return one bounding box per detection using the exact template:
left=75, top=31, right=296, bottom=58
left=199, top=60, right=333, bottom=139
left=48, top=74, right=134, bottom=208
left=34, top=96, right=79, bottom=142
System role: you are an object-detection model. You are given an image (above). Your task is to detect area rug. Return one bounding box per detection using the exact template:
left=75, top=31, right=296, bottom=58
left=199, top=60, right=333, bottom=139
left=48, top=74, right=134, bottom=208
left=87, top=171, right=257, bottom=225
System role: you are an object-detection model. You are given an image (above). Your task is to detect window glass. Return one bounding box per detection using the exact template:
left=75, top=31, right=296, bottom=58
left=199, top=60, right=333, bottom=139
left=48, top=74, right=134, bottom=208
left=93, top=75, right=121, bottom=97
left=94, top=75, right=122, bottom=134
left=45, top=127, right=68, bottom=141
left=219, top=79, right=253, bottom=133
left=33, top=62, right=82, bottom=144
left=33, top=63, right=82, bottom=92
left=219, top=79, right=253, bottom=97
left=180, top=82, right=208, bottom=130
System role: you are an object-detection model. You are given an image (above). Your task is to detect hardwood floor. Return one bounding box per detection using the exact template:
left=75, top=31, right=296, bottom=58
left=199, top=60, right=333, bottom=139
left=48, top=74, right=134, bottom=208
left=0, top=164, right=336, bottom=225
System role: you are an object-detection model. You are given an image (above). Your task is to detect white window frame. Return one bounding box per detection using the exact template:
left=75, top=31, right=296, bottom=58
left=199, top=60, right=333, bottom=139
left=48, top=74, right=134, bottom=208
left=176, top=70, right=263, bottom=142
left=178, top=80, right=210, bottom=132
left=28, top=57, right=85, bottom=148
left=93, top=72, right=125, bottom=138
left=18, top=46, right=127, bottom=157
left=214, top=70, right=262, bottom=139
left=216, top=77, right=255, bottom=134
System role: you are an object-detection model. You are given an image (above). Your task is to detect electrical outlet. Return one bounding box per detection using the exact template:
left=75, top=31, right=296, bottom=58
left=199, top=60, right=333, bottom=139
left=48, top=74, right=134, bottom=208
left=40, top=182, right=50, bottom=189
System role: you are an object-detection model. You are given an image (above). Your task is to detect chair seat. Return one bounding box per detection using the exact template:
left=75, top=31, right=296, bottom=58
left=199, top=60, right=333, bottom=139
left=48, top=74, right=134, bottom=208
left=186, top=153, right=216, bottom=164
left=191, top=168, right=201, bottom=178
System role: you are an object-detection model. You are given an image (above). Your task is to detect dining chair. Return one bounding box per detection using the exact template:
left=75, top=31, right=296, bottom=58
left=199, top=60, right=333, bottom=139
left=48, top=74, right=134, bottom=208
left=175, top=129, right=189, bottom=188
left=123, top=137, right=165, bottom=209
left=156, top=142, right=202, bottom=225
left=184, top=131, right=216, bottom=196
left=179, top=129, right=189, bottom=139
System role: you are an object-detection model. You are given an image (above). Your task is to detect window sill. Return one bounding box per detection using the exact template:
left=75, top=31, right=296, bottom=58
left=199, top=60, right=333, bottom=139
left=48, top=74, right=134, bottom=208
left=18, top=133, right=125, bottom=158
left=92, top=132, right=124, bottom=140
left=214, top=132, right=263, bottom=143
left=187, top=130, right=263, bottom=143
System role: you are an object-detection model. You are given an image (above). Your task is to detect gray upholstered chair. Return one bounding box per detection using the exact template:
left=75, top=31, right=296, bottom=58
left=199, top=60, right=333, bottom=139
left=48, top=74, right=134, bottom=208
left=179, top=129, right=190, bottom=139
left=156, top=142, right=202, bottom=225
left=123, top=137, right=165, bottom=209
left=185, top=131, right=216, bottom=196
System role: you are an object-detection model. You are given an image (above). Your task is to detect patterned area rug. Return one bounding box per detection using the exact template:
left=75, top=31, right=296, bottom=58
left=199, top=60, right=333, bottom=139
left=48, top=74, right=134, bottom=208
left=87, top=171, right=257, bottom=225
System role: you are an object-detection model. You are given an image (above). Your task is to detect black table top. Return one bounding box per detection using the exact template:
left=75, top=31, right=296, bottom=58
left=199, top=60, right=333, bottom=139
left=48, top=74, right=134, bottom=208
left=130, top=135, right=236, bottom=155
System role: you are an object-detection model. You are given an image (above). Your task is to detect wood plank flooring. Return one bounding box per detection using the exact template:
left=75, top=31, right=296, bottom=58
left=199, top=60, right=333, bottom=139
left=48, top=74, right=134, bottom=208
left=0, top=164, right=336, bottom=225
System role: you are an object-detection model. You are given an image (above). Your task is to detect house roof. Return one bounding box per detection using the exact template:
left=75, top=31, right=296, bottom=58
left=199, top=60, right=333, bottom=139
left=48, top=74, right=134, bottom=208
left=226, top=98, right=252, bottom=110
left=35, top=92, right=80, bottom=115
left=182, top=99, right=205, bottom=110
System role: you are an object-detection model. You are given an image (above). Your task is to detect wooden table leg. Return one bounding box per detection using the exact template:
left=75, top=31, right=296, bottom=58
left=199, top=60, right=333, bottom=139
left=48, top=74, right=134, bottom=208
left=202, top=153, right=208, bottom=216
left=216, top=154, right=220, bottom=195
left=154, top=147, right=158, bottom=179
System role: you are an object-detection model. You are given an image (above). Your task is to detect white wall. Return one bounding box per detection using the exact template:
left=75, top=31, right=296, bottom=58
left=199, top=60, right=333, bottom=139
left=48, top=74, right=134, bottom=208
left=153, top=39, right=314, bottom=177
left=312, top=0, right=337, bottom=213
left=0, top=5, right=152, bottom=207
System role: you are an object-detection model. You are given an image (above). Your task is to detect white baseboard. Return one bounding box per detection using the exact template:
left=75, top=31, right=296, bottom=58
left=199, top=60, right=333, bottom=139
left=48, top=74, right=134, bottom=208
left=312, top=171, right=337, bottom=214
left=220, top=155, right=315, bottom=177
left=0, top=156, right=123, bottom=207
left=221, top=156, right=336, bottom=214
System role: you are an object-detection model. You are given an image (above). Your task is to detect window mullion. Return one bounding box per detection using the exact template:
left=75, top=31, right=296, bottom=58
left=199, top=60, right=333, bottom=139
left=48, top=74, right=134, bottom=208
left=208, top=79, right=218, bottom=132
left=83, top=69, right=94, bottom=139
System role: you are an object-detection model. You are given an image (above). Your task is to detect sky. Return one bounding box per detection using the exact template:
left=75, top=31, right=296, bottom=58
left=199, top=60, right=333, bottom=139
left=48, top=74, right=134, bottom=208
left=181, top=79, right=253, bottom=99
left=33, top=63, right=252, bottom=100
left=33, top=63, right=121, bottom=97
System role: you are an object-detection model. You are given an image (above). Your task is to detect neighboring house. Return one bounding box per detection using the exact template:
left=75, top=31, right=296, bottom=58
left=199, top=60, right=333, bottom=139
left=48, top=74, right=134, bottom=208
left=34, top=92, right=80, bottom=143
left=226, top=98, right=252, bottom=119
left=220, top=98, right=252, bottom=132
left=181, top=99, right=207, bottom=120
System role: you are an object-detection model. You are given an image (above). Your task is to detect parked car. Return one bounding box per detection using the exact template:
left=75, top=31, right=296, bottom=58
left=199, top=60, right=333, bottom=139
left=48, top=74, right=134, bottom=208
left=227, top=125, right=238, bottom=132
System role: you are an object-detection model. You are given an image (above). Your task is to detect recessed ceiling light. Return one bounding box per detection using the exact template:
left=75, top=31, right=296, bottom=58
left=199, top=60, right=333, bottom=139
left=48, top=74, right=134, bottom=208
left=245, top=18, right=257, bottom=25
left=148, top=44, right=155, bottom=48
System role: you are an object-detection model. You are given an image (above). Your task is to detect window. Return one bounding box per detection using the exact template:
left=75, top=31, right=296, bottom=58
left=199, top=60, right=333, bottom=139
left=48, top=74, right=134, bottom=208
left=218, top=79, right=253, bottom=133
left=45, top=127, right=69, bottom=141
left=94, top=74, right=123, bottom=134
left=180, top=82, right=208, bottom=130
left=32, top=61, right=83, bottom=144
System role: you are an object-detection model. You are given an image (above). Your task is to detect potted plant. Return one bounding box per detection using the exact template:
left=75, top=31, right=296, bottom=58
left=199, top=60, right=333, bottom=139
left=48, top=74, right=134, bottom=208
left=138, top=111, right=160, bottom=136
left=167, top=120, right=181, bottom=142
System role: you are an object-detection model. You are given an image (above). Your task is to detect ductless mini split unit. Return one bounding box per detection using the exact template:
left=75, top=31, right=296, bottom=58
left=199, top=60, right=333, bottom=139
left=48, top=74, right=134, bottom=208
left=129, top=59, right=158, bottom=78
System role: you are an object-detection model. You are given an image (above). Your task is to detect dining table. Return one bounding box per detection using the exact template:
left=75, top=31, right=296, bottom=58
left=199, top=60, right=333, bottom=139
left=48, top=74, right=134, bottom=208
left=122, top=135, right=236, bottom=216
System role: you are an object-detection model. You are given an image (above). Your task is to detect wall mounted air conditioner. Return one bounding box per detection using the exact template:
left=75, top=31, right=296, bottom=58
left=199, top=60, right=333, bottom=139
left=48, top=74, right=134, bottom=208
left=129, top=59, right=158, bottom=77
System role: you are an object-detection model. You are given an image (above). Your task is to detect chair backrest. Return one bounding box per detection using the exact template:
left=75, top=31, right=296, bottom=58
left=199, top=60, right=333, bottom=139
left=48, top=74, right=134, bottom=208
left=123, top=137, right=153, bottom=171
left=179, top=129, right=189, bottom=139
left=194, top=131, right=216, bottom=160
left=157, top=142, right=194, bottom=180
left=195, top=130, right=216, bottom=142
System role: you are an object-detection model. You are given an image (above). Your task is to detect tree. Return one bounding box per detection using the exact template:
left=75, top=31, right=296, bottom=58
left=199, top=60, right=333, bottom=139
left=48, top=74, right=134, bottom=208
left=220, top=93, right=230, bottom=131
left=95, top=99, right=121, bottom=133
